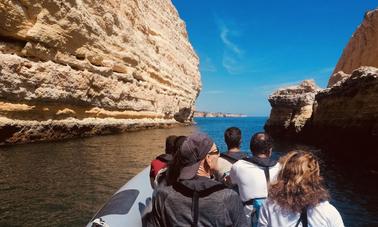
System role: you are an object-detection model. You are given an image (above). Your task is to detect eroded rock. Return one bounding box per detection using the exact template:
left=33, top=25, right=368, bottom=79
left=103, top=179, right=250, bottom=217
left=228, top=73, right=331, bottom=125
left=264, top=80, right=320, bottom=138
left=0, top=0, right=201, bottom=144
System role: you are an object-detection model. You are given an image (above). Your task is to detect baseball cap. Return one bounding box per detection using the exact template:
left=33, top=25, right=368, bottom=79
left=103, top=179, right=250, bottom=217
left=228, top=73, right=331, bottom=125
left=178, top=133, right=214, bottom=180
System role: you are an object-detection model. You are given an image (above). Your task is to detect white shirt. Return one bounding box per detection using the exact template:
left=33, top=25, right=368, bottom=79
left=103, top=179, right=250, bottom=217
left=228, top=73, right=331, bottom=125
left=258, top=200, right=344, bottom=227
left=230, top=159, right=281, bottom=202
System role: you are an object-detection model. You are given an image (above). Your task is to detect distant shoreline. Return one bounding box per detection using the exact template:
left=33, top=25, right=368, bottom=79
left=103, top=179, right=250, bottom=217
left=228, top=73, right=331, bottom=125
left=193, top=111, right=248, bottom=118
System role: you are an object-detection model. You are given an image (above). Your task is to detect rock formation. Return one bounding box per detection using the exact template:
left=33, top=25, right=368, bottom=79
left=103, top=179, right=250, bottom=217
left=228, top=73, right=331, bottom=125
left=329, top=9, right=378, bottom=87
left=265, top=8, right=378, bottom=150
left=0, top=0, right=200, bottom=145
left=264, top=80, right=320, bottom=139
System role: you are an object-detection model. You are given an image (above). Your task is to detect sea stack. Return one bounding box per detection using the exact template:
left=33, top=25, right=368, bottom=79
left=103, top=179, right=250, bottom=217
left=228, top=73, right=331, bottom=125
left=0, top=0, right=201, bottom=145
left=265, top=8, right=378, bottom=149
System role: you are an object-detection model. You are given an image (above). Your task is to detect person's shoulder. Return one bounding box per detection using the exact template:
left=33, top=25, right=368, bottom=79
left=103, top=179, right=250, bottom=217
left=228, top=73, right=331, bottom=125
left=218, top=187, right=240, bottom=198
left=316, top=201, right=341, bottom=215
left=154, top=185, right=174, bottom=197
left=234, top=159, right=258, bottom=169
left=315, top=201, right=344, bottom=225
left=218, top=156, right=232, bottom=165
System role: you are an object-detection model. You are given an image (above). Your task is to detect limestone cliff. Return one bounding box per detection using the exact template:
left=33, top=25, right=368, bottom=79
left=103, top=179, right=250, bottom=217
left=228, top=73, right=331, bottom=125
left=329, top=9, right=378, bottom=87
left=265, top=67, right=378, bottom=144
left=312, top=67, right=378, bottom=146
left=265, top=8, right=378, bottom=150
left=0, top=0, right=200, bottom=145
left=264, top=80, right=320, bottom=139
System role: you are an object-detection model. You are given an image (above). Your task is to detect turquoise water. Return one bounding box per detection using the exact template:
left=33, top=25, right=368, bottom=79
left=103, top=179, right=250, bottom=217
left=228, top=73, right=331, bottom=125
left=0, top=117, right=377, bottom=226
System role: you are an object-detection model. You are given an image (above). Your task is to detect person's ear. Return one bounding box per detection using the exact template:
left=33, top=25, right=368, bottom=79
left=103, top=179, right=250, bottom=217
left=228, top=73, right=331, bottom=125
left=204, top=155, right=211, bottom=168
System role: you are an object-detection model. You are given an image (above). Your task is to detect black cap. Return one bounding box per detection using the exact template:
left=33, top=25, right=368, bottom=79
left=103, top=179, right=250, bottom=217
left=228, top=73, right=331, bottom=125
left=178, top=133, right=214, bottom=180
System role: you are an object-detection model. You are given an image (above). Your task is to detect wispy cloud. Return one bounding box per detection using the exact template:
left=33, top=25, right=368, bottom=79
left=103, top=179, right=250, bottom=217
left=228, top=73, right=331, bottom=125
left=220, top=27, right=242, bottom=55
left=200, top=57, right=217, bottom=72
left=216, top=17, right=245, bottom=75
left=222, top=55, right=244, bottom=75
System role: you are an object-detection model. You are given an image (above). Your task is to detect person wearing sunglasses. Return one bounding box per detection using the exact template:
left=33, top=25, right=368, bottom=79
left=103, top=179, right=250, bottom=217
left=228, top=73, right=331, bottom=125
left=144, top=133, right=248, bottom=227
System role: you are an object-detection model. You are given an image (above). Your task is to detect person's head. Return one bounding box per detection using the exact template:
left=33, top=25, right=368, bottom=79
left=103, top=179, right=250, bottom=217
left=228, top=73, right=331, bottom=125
left=173, top=136, right=187, bottom=155
left=250, top=132, right=273, bottom=157
left=177, top=133, right=219, bottom=180
left=269, top=150, right=329, bottom=212
left=165, top=135, right=177, bottom=154
left=224, top=127, right=242, bottom=150
left=166, top=136, right=187, bottom=185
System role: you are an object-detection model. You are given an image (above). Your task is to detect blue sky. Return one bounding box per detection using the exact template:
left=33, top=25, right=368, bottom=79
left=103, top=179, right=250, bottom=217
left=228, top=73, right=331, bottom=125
left=172, top=0, right=377, bottom=116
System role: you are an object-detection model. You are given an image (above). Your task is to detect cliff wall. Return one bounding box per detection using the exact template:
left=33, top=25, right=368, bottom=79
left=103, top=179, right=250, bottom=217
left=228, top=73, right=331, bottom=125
left=0, top=0, right=200, bottom=144
left=265, top=9, right=378, bottom=150
left=329, top=9, right=378, bottom=87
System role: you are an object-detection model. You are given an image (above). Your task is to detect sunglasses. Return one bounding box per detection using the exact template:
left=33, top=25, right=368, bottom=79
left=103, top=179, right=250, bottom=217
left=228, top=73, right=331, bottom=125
left=208, top=147, right=220, bottom=155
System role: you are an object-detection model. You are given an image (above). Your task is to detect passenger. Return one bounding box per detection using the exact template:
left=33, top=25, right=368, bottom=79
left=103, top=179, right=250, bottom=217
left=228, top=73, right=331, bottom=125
left=157, top=135, right=187, bottom=187
left=149, top=135, right=177, bottom=188
left=258, top=151, right=344, bottom=227
left=144, top=133, right=248, bottom=227
left=214, top=127, right=248, bottom=186
left=230, top=132, right=281, bottom=227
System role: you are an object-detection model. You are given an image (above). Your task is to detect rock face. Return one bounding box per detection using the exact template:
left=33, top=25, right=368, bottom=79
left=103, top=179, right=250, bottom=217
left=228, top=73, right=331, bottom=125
left=264, top=80, right=320, bottom=139
left=265, top=9, right=378, bottom=151
left=312, top=67, right=378, bottom=145
left=328, top=9, right=378, bottom=87
left=265, top=67, right=378, bottom=148
left=0, top=0, right=200, bottom=145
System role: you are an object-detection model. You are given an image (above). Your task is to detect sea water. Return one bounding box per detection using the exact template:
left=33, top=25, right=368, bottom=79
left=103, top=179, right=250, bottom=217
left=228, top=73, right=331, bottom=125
left=0, top=117, right=377, bottom=226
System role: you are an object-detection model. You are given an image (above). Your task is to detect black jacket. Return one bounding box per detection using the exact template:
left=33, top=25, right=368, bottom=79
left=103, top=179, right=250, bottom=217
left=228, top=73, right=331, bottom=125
left=144, top=176, right=248, bottom=227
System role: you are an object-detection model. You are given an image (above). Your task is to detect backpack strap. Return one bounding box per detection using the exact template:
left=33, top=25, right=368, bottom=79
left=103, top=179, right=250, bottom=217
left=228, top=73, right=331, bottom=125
left=295, top=207, right=308, bottom=227
left=263, top=166, right=270, bottom=184
left=191, top=191, right=199, bottom=227
left=220, top=153, right=239, bottom=164
left=173, top=182, right=226, bottom=227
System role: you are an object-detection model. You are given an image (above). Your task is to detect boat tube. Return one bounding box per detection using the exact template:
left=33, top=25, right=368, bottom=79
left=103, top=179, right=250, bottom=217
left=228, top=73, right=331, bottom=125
left=87, top=167, right=153, bottom=227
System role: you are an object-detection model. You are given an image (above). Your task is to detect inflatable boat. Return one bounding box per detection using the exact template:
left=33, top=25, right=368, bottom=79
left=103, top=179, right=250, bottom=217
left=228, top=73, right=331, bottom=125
left=87, top=167, right=152, bottom=227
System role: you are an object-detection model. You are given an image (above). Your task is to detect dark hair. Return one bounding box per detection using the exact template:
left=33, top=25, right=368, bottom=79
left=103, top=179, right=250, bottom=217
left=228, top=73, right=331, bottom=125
left=166, top=136, right=187, bottom=185
left=250, top=132, right=273, bottom=155
left=174, top=136, right=187, bottom=155
left=165, top=135, right=177, bottom=154
left=224, top=127, right=242, bottom=150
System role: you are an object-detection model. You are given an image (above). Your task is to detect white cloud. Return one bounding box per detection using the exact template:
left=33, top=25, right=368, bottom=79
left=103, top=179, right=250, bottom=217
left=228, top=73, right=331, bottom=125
left=220, top=26, right=242, bottom=55
left=216, top=18, right=246, bottom=75
left=222, top=54, right=244, bottom=75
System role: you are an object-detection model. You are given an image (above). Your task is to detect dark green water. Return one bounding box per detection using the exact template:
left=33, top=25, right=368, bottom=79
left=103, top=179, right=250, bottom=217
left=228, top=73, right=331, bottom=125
left=0, top=117, right=377, bottom=226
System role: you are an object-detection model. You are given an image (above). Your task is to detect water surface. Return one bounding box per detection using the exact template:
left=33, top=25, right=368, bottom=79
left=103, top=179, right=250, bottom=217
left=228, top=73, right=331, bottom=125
left=1, top=117, right=377, bottom=226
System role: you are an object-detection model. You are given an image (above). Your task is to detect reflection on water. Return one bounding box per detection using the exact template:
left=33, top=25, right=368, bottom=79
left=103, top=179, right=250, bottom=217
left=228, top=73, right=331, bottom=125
left=1, top=117, right=377, bottom=226
left=0, top=126, right=196, bottom=226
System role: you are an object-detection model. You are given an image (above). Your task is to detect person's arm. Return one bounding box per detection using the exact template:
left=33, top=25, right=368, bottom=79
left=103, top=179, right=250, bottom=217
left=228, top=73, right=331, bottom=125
left=226, top=191, right=248, bottom=227
left=257, top=201, right=269, bottom=227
